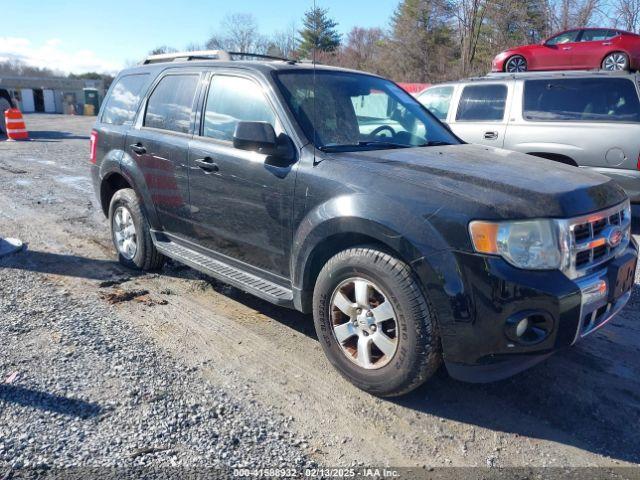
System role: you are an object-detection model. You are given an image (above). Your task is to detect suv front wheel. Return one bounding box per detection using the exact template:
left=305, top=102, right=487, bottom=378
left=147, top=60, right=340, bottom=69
left=313, top=247, right=441, bottom=397
left=108, top=188, right=165, bottom=271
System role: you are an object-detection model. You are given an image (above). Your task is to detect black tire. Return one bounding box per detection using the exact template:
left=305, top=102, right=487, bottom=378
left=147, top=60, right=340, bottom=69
left=602, top=52, right=629, bottom=71
left=312, top=247, right=441, bottom=397
left=108, top=188, right=165, bottom=271
left=504, top=55, right=527, bottom=72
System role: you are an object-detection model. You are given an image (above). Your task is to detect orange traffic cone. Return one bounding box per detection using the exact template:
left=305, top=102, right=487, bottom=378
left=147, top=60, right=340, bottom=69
left=4, top=108, right=29, bottom=141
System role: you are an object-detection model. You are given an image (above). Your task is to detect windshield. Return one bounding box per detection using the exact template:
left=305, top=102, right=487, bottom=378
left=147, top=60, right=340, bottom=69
left=274, top=70, right=459, bottom=152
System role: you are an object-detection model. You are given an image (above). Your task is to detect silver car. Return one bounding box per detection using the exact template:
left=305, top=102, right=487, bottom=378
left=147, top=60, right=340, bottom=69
left=417, top=70, right=640, bottom=218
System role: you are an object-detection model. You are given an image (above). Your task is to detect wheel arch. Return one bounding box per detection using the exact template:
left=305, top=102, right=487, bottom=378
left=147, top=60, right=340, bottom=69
left=601, top=50, right=631, bottom=69
left=290, top=197, right=453, bottom=313
left=100, top=172, right=131, bottom=217
left=504, top=53, right=528, bottom=72
left=296, top=230, right=409, bottom=313
left=116, top=155, right=162, bottom=229
left=98, top=157, right=162, bottom=230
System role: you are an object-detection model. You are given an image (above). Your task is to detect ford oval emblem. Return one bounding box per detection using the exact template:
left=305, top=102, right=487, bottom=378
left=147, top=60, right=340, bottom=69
left=606, top=226, right=624, bottom=248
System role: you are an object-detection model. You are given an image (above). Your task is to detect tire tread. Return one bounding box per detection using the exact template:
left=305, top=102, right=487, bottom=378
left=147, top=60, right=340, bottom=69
left=109, top=188, right=165, bottom=271
left=315, top=246, right=441, bottom=397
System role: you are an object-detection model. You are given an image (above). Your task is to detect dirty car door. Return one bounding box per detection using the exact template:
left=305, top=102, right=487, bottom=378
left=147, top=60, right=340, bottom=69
left=187, top=72, right=297, bottom=278
left=124, top=72, right=200, bottom=236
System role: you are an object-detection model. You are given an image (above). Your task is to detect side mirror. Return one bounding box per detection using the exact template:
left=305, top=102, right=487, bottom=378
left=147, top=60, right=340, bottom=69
left=233, top=121, right=295, bottom=166
left=233, top=121, right=279, bottom=155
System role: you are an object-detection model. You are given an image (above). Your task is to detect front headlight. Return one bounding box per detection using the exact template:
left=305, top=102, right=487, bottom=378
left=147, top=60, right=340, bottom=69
left=469, top=219, right=569, bottom=270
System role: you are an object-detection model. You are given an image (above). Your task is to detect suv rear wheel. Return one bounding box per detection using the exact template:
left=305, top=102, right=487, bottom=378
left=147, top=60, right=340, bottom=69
left=108, top=188, right=165, bottom=271
left=312, top=247, right=441, bottom=397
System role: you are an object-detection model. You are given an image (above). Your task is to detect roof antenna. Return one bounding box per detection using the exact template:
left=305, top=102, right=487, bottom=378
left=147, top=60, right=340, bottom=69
left=312, top=0, right=319, bottom=165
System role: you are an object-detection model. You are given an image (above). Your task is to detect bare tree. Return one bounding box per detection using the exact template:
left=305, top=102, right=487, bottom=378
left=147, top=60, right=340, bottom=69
left=185, top=42, right=205, bottom=52
left=206, top=13, right=267, bottom=54
left=613, top=0, right=640, bottom=31
left=148, top=46, right=178, bottom=55
left=337, top=27, right=387, bottom=73
left=0, top=59, right=60, bottom=77
left=550, top=0, right=603, bottom=29
left=267, top=22, right=299, bottom=58
left=454, top=0, right=489, bottom=76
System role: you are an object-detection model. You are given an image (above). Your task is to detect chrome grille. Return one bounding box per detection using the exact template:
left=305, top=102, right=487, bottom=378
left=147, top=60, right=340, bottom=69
left=561, top=201, right=631, bottom=279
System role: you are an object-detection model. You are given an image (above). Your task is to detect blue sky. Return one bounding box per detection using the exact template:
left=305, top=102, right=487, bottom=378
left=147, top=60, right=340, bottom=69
left=0, top=0, right=399, bottom=74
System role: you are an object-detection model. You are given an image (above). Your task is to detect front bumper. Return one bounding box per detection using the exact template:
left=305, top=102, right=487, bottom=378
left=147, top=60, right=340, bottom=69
left=491, top=57, right=505, bottom=72
left=443, top=240, right=638, bottom=382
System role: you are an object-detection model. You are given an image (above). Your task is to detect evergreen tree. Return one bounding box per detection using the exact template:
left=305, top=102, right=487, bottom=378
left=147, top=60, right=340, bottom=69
left=385, top=0, right=455, bottom=82
left=298, top=7, right=342, bottom=58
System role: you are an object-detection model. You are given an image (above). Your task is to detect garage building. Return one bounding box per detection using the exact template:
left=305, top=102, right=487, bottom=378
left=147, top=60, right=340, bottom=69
left=0, top=76, right=105, bottom=115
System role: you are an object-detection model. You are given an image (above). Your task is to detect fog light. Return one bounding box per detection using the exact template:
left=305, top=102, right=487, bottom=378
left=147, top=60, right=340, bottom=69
left=515, top=317, right=529, bottom=337
left=505, top=311, right=553, bottom=346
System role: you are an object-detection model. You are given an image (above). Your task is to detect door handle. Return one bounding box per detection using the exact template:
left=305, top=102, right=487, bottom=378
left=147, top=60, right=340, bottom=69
left=562, top=46, right=572, bottom=50
left=130, top=143, right=146, bottom=155
left=602, top=42, right=612, bottom=46
left=484, top=131, right=498, bottom=140
left=195, top=157, right=219, bottom=173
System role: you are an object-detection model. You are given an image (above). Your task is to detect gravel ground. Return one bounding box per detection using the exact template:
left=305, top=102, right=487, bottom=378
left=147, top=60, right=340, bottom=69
left=1, top=115, right=640, bottom=478
left=0, top=268, right=311, bottom=473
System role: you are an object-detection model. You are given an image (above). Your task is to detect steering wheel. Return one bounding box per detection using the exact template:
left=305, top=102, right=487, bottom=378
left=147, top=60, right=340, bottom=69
left=369, top=125, right=396, bottom=139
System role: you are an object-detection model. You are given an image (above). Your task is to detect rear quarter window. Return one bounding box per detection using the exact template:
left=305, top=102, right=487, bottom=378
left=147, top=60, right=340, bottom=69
left=101, top=74, right=149, bottom=125
left=523, top=78, right=640, bottom=122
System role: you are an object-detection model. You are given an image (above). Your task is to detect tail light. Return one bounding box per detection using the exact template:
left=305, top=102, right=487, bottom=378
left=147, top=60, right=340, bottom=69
left=637, top=153, right=640, bottom=170
left=89, top=130, right=98, bottom=164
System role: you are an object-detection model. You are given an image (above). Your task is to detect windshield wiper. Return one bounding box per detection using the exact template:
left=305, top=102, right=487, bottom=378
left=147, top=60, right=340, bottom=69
left=358, top=141, right=413, bottom=149
left=318, top=140, right=454, bottom=153
left=319, top=141, right=412, bottom=153
left=420, top=140, right=453, bottom=147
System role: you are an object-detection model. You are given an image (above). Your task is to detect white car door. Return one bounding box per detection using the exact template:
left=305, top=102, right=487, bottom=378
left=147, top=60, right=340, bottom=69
left=21, top=89, right=35, bottom=112
left=43, top=89, right=56, bottom=113
left=448, top=82, right=512, bottom=148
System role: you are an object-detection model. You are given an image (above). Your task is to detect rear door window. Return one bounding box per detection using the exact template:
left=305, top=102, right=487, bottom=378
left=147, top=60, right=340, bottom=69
left=579, top=29, right=617, bottom=42
left=202, top=75, right=277, bottom=142
left=418, top=86, right=454, bottom=120
left=144, top=74, right=199, bottom=134
left=101, top=74, right=149, bottom=125
left=523, top=78, right=640, bottom=122
left=456, top=84, right=507, bottom=121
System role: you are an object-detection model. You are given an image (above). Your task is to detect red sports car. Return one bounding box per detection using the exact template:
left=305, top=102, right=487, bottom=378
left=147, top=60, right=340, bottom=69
left=492, top=28, right=640, bottom=73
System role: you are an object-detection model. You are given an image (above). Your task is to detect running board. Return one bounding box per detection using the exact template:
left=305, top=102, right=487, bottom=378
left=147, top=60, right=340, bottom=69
left=152, top=235, right=294, bottom=308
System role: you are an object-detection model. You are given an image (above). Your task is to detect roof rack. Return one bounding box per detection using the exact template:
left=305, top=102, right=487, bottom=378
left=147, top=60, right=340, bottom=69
left=474, top=69, right=633, bottom=80
left=141, top=50, right=295, bottom=65
left=227, top=52, right=295, bottom=63
left=142, top=50, right=231, bottom=64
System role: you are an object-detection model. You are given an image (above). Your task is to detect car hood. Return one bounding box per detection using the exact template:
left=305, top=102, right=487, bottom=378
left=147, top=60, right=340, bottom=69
left=332, top=144, right=627, bottom=219
left=497, top=44, right=544, bottom=57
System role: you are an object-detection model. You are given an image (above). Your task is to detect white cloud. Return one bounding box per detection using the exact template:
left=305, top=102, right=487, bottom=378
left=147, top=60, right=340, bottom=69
left=0, top=37, right=122, bottom=74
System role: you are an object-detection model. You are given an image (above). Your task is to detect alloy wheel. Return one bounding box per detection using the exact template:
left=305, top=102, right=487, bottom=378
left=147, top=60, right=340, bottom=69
left=330, top=277, right=399, bottom=370
left=506, top=56, right=527, bottom=73
left=603, top=53, right=628, bottom=71
left=113, top=206, right=138, bottom=260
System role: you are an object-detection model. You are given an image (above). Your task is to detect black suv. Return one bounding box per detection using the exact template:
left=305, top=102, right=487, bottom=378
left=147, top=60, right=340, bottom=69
left=91, top=51, right=637, bottom=396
